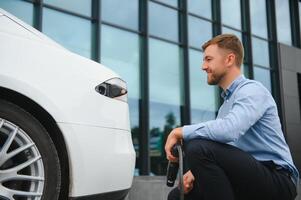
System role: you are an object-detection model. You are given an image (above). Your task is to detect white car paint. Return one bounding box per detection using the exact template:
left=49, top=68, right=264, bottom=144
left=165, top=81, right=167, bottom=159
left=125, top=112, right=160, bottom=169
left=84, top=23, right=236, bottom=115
left=0, top=9, right=135, bottom=198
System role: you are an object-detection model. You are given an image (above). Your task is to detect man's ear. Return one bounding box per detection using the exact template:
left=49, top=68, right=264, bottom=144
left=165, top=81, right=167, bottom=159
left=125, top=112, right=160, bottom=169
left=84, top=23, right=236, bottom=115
left=226, top=53, right=236, bottom=67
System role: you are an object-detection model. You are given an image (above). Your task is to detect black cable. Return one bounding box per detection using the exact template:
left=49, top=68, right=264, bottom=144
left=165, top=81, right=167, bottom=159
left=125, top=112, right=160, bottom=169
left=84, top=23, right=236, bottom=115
left=176, top=145, right=184, bottom=200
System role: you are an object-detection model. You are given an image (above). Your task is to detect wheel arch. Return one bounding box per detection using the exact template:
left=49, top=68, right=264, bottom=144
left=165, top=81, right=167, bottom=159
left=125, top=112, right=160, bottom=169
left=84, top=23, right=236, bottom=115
left=0, top=86, right=69, bottom=200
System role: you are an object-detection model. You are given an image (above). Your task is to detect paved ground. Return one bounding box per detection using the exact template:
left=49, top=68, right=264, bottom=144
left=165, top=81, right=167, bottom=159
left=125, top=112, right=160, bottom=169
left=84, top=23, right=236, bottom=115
left=127, top=176, right=301, bottom=200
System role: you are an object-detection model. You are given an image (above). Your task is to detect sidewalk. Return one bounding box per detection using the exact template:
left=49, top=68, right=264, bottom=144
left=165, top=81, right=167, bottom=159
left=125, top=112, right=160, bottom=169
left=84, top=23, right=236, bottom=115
left=126, top=176, right=301, bottom=200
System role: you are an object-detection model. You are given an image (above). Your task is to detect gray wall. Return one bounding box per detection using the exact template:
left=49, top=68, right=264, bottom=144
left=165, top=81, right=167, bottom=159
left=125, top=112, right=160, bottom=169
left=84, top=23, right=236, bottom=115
left=278, top=44, right=301, bottom=173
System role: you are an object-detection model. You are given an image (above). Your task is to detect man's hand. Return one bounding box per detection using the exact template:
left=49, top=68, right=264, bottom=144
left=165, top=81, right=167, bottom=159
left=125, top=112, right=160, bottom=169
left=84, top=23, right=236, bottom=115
left=183, top=170, right=195, bottom=194
left=165, top=127, right=183, bottom=162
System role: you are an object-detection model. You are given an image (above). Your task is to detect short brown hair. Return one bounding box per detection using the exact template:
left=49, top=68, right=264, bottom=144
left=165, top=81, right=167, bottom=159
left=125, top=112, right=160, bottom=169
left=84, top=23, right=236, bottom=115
left=202, top=34, right=244, bottom=67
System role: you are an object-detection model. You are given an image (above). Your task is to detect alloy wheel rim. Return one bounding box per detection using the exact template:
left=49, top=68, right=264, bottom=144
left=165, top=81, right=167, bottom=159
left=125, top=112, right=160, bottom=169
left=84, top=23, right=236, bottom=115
left=0, top=118, right=44, bottom=200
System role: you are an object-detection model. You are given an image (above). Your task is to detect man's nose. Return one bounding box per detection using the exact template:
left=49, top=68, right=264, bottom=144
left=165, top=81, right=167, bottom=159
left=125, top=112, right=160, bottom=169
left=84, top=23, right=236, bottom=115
left=202, top=63, right=207, bottom=71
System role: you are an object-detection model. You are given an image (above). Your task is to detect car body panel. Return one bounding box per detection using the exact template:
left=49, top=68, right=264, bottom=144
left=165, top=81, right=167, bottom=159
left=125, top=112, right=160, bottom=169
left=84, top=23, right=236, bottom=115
left=0, top=14, right=130, bottom=131
left=0, top=8, right=135, bottom=198
left=58, top=123, right=135, bottom=197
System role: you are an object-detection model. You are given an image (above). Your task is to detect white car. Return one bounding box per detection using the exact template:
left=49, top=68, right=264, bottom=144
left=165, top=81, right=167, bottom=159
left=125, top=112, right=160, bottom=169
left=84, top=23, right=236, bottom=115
left=0, top=9, right=135, bottom=200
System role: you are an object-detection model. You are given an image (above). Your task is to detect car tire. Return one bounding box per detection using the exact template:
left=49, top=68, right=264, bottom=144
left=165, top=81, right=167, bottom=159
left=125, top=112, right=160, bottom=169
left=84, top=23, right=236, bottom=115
left=0, top=99, right=61, bottom=200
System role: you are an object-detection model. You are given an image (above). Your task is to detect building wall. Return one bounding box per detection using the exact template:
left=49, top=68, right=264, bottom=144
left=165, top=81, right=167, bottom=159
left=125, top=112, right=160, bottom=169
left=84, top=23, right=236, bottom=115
left=278, top=43, right=301, bottom=173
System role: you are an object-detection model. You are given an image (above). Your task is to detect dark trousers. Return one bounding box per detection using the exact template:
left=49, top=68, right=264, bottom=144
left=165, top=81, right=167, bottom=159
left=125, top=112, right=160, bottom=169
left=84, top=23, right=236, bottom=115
left=168, top=139, right=297, bottom=200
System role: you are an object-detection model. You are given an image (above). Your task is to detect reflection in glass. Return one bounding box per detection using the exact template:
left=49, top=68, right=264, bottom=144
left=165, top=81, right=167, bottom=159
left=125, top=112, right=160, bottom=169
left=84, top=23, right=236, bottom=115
left=155, top=0, right=177, bottom=7
left=253, top=66, right=272, bottom=92
left=102, top=0, right=138, bottom=30
left=43, top=8, right=91, bottom=58
left=250, top=0, right=268, bottom=38
left=275, top=0, right=292, bottom=45
left=0, top=0, right=33, bottom=25
left=149, top=39, right=181, bottom=105
left=222, top=27, right=242, bottom=41
left=149, top=2, right=179, bottom=42
left=252, top=37, right=270, bottom=67
left=189, top=50, right=218, bottom=124
left=149, top=39, right=181, bottom=175
left=189, top=16, right=212, bottom=48
left=221, top=0, right=241, bottom=30
left=188, top=0, right=211, bottom=19
left=44, top=0, right=91, bottom=16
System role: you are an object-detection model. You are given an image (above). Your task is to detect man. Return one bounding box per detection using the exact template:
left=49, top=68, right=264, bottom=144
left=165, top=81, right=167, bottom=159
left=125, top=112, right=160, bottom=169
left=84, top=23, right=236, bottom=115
left=165, top=34, right=299, bottom=200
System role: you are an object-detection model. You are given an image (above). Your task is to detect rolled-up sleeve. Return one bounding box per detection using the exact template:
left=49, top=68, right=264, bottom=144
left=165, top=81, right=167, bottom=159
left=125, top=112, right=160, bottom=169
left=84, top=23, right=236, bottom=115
left=183, top=85, right=270, bottom=143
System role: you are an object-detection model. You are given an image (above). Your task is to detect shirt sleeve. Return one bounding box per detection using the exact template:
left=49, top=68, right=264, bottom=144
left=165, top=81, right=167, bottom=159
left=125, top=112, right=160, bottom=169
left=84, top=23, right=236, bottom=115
left=183, top=84, right=270, bottom=143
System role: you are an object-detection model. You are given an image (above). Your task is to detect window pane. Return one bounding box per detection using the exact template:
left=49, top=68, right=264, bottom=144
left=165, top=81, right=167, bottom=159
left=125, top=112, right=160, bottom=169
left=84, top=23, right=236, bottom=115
left=0, top=0, right=33, bottom=25
left=149, top=39, right=181, bottom=175
left=250, top=0, right=268, bottom=38
left=43, top=8, right=91, bottom=59
left=189, top=50, right=218, bottom=124
left=275, top=0, right=292, bottom=45
left=252, top=37, right=270, bottom=67
left=101, top=25, right=140, bottom=100
left=101, top=25, right=140, bottom=166
left=189, top=16, right=212, bottom=48
left=299, top=2, right=301, bottom=36
left=253, top=66, right=271, bottom=92
left=102, top=0, right=138, bottom=30
left=44, top=0, right=91, bottom=16
left=188, top=0, right=211, bottom=19
left=221, top=0, right=241, bottom=30
left=155, top=0, right=177, bottom=7
left=243, top=64, right=249, bottom=78
left=222, top=27, right=242, bottom=41
left=149, top=2, right=179, bottom=42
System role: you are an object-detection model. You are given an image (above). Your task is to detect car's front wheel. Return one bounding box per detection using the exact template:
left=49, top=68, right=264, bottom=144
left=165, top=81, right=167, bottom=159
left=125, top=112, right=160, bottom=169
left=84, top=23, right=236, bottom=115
left=0, top=99, right=61, bottom=200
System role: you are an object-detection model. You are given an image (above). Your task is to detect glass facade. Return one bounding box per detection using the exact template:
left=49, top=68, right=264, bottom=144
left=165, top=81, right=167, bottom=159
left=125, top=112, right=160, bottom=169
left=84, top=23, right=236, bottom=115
left=275, top=0, right=292, bottom=45
left=149, top=2, right=179, bottom=42
left=252, top=37, right=270, bottom=68
left=1, top=0, right=301, bottom=176
left=189, top=50, right=218, bottom=124
left=102, top=0, right=138, bottom=30
left=299, top=1, right=301, bottom=36
left=188, top=16, right=212, bottom=48
left=253, top=66, right=272, bottom=92
left=222, top=26, right=242, bottom=41
left=155, top=0, right=178, bottom=7
left=149, top=39, right=181, bottom=174
left=221, top=0, right=243, bottom=52
left=250, top=0, right=268, bottom=39
left=43, top=8, right=91, bottom=58
left=44, top=0, right=91, bottom=16
left=188, top=0, right=211, bottom=19
left=221, top=0, right=241, bottom=30
left=0, top=0, right=33, bottom=25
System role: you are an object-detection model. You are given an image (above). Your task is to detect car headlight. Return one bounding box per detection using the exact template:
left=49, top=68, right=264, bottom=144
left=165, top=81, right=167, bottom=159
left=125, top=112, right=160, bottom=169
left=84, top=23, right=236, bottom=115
left=95, top=78, right=128, bottom=102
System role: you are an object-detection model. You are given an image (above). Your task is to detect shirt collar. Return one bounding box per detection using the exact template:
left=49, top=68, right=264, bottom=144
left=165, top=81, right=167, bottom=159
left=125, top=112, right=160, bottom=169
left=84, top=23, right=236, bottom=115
left=221, top=75, right=246, bottom=100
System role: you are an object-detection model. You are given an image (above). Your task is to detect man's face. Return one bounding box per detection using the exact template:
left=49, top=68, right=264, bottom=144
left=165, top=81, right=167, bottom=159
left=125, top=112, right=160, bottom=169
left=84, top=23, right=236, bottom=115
left=202, top=44, right=229, bottom=85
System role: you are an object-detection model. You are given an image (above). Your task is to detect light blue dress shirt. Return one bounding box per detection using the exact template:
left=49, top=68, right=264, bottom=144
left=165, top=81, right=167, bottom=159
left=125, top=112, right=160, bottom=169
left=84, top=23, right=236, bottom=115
left=183, top=75, right=299, bottom=186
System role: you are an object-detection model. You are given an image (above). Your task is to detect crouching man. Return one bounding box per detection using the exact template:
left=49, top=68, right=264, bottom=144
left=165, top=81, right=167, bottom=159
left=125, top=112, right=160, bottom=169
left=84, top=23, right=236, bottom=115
left=165, top=34, right=298, bottom=200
